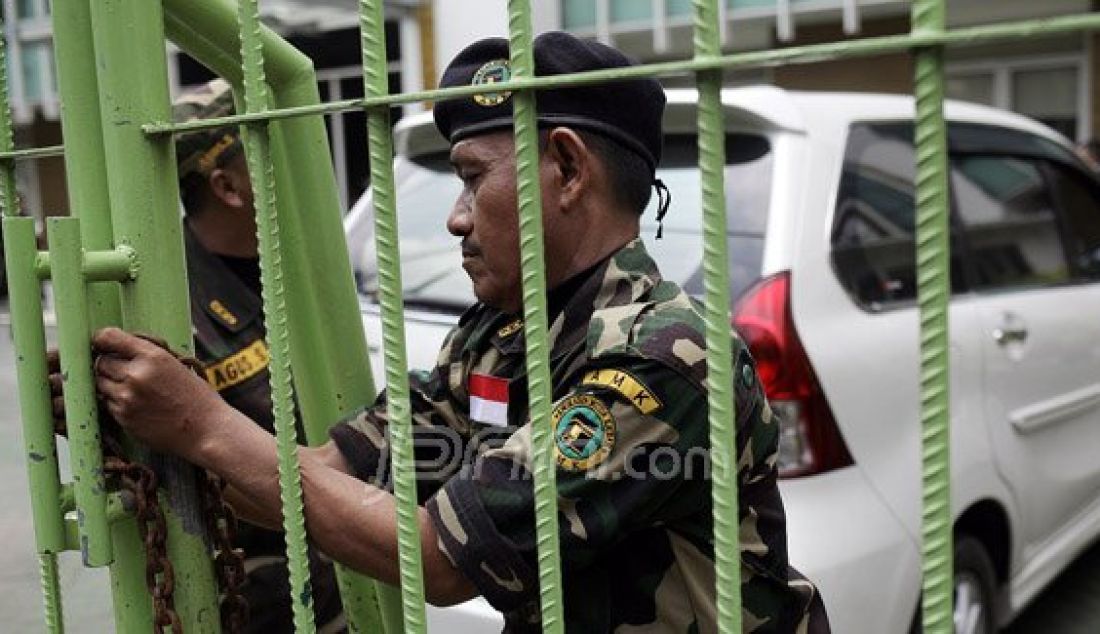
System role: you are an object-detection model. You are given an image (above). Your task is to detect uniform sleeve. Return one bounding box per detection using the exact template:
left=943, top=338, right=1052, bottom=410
left=329, top=330, right=469, bottom=500
left=734, top=344, right=833, bottom=633
left=425, top=359, right=710, bottom=612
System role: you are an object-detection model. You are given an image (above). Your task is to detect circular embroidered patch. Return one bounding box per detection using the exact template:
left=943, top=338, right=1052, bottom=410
left=471, top=59, right=512, bottom=107
left=553, top=394, right=616, bottom=471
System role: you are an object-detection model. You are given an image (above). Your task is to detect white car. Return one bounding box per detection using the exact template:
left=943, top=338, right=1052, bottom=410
left=344, top=86, right=1100, bottom=633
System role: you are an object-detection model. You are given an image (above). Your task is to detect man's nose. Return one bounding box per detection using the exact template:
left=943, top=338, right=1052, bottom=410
left=446, top=199, right=472, bottom=237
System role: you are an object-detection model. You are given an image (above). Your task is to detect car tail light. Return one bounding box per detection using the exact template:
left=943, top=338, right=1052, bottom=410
left=732, top=272, right=853, bottom=478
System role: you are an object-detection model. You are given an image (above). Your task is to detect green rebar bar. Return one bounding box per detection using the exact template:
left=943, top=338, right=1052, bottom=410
left=235, top=0, right=316, bottom=630
left=0, top=144, right=65, bottom=160
left=912, top=1, right=954, bottom=632
left=37, top=553, right=64, bottom=634
left=691, top=1, right=743, bottom=631
left=48, top=217, right=112, bottom=568
left=359, top=1, right=427, bottom=632
left=0, top=30, right=18, bottom=215
left=504, top=3, right=565, bottom=632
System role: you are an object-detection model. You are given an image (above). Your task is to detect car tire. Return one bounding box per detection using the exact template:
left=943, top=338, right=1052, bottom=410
left=908, top=535, right=999, bottom=634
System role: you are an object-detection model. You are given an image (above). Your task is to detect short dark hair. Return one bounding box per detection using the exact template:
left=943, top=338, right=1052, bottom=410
left=580, top=131, right=654, bottom=215
left=178, top=142, right=243, bottom=216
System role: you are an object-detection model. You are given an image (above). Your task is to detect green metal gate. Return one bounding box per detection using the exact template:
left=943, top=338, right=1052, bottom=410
left=2, top=0, right=1099, bottom=632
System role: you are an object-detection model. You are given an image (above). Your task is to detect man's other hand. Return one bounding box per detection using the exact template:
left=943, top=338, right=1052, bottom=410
left=91, top=327, right=226, bottom=458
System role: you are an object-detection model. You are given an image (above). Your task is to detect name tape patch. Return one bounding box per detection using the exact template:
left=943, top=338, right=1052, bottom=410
left=580, top=368, right=662, bottom=415
left=204, top=339, right=269, bottom=391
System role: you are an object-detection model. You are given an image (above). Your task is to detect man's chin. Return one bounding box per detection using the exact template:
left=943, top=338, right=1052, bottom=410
left=471, top=282, right=521, bottom=314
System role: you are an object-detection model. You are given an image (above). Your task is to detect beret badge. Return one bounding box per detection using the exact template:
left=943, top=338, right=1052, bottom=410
left=471, top=59, right=512, bottom=107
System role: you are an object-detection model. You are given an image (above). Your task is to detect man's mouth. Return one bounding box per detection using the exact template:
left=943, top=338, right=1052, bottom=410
left=461, top=241, right=481, bottom=259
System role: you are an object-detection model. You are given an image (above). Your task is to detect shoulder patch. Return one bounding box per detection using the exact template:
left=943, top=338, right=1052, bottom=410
left=496, top=319, right=523, bottom=339
left=553, top=394, right=616, bottom=472
left=204, top=339, right=269, bottom=391
left=580, top=368, right=662, bottom=415
left=208, top=299, right=239, bottom=327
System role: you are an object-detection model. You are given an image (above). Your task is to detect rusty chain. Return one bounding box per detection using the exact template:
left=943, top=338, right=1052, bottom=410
left=104, top=453, right=183, bottom=634
left=201, top=471, right=250, bottom=632
left=92, top=334, right=249, bottom=633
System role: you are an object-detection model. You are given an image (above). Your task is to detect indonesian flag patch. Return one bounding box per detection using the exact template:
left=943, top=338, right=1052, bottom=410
left=469, top=373, right=509, bottom=427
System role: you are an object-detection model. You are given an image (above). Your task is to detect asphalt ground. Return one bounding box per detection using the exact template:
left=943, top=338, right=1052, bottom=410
left=1, top=300, right=1098, bottom=632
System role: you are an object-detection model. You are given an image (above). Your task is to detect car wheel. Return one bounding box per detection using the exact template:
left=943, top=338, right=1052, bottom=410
left=908, top=536, right=999, bottom=634
left=954, top=536, right=998, bottom=634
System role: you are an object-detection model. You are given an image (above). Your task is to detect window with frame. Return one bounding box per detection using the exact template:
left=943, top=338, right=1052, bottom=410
left=950, top=155, right=1069, bottom=291
left=1045, top=164, right=1100, bottom=282
left=830, top=123, right=967, bottom=310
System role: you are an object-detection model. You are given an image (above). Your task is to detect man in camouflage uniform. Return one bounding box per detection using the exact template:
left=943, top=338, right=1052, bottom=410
left=173, top=79, right=343, bottom=633
left=89, top=32, right=828, bottom=633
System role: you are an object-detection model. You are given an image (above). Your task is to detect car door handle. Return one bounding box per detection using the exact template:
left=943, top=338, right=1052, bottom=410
left=992, top=325, right=1028, bottom=345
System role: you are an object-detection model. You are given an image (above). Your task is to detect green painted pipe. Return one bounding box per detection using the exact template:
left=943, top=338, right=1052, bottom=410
left=2, top=219, right=66, bottom=553
left=85, top=0, right=222, bottom=628
left=162, top=1, right=385, bottom=630
left=3, top=218, right=67, bottom=634
left=50, top=0, right=122, bottom=330
left=505, top=3, right=565, bottom=632
left=34, top=248, right=138, bottom=282
left=359, top=1, right=427, bottom=632
left=912, top=1, right=954, bottom=632
left=162, top=0, right=375, bottom=443
left=47, top=217, right=112, bottom=568
left=108, top=519, right=155, bottom=633
left=691, top=1, right=743, bottom=632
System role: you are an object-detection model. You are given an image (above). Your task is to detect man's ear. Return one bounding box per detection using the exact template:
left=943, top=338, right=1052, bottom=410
left=207, top=166, right=247, bottom=210
left=544, top=127, right=591, bottom=212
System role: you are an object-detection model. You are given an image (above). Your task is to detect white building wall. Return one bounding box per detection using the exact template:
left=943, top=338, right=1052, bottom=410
left=432, top=0, right=510, bottom=81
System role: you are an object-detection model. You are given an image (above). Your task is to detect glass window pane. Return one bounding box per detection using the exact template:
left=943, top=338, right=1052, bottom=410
left=1013, top=66, right=1078, bottom=139
left=611, top=0, right=651, bottom=22
left=563, top=0, right=597, bottom=29
left=1047, top=165, right=1100, bottom=281
left=830, top=124, right=967, bottom=310
left=947, top=72, right=995, bottom=107
left=666, top=0, right=692, bottom=16
left=953, top=156, right=1068, bottom=290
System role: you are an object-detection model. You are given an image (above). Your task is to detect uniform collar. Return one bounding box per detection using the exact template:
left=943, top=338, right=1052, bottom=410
left=184, top=223, right=263, bottom=333
left=484, top=237, right=661, bottom=358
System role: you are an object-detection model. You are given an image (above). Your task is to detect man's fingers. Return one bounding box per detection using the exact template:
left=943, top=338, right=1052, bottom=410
left=94, top=375, right=126, bottom=404
left=46, top=349, right=60, bottom=373
left=91, top=327, right=155, bottom=359
left=93, top=355, right=130, bottom=382
left=52, top=395, right=66, bottom=420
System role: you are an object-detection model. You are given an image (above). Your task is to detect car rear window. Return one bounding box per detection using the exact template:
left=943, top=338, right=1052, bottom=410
left=361, top=132, right=773, bottom=310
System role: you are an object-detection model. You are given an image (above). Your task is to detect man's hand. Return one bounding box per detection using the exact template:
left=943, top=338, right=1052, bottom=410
left=91, top=327, right=229, bottom=459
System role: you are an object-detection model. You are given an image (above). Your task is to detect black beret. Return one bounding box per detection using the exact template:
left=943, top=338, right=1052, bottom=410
left=434, top=31, right=665, bottom=172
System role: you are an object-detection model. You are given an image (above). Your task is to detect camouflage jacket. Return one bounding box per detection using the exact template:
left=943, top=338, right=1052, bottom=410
left=331, top=238, right=830, bottom=633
